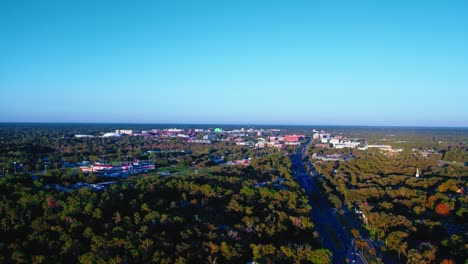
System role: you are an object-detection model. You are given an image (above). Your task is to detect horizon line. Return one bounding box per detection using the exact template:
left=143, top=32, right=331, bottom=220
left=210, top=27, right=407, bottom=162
left=0, top=121, right=467, bottom=129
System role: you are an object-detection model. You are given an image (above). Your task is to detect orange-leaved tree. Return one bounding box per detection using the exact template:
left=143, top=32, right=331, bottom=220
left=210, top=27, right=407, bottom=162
left=435, top=202, right=450, bottom=216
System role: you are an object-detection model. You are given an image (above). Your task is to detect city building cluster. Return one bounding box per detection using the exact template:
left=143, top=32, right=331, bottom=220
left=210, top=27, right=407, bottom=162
left=75, top=127, right=280, bottom=144
left=74, top=127, right=310, bottom=150
left=254, top=135, right=305, bottom=149
left=312, top=131, right=360, bottom=149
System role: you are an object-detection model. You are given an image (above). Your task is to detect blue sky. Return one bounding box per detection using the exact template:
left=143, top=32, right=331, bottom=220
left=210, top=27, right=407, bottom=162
left=1, top=0, right=467, bottom=126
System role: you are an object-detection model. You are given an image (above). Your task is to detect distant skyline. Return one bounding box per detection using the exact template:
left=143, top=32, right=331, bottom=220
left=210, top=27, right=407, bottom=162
left=1, top=0, right=468, bottom=127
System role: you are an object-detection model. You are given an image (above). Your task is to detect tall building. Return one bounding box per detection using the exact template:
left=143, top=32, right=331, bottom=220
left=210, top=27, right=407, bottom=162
left=313, top=133, right=320, bottom=140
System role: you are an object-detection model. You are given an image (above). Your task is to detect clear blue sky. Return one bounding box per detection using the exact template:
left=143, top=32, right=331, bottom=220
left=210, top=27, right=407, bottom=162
left=1, top=0, right=467, bottom=126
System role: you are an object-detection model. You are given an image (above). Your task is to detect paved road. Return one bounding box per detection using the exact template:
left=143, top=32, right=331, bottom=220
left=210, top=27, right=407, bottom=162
left=292, top=140, right=365, bottom=264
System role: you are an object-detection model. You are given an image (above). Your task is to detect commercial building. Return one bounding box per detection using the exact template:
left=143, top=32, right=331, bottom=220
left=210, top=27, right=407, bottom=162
left=282, top=135, right=305, bottom=142
left=334, top=142, right=360, bottom=149
left=74, top=134, right=94, bottom=138
left=80, top=162, right=155, bottom=174
left=102, top=132, right=121, bottom=138
left=359, top=145, right=403, bottom=154
left=115, top=129, right=133, bottom=136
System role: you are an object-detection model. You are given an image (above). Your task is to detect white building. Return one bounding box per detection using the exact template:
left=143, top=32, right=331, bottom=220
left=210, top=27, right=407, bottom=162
left=102, top=132, right=121, bottom=138
left=334, top=141, right=360, bottom=149
left=359, top=144, right=392, bottom=151
left=75, top=134, right=94, bottom=138
left=115, top=129, right=133, bottom=135
left=313, top=133, right=320, bottom=140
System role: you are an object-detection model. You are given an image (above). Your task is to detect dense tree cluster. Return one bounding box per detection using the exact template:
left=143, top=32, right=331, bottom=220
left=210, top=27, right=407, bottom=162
left=441, top=146, right=468, bottom=163
left=0, top=153, right=330, bottom=263
left=311, top=147, right=467, bottom=263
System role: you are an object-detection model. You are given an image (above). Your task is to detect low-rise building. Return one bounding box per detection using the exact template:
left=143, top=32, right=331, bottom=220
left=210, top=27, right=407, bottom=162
left=359, top=144, right=403, bottom=154
left=267, top=141, right=283, bottom=149
left=102, top=132, right=121, bottom=138
left=255, top=139, right=268, bottom=149
left=334, top=140, right=360, bottom=149
left=203, top=134, right=216, bottom=140
left=188, top=139, right=211, bottom=144
left=314, top=143, right=331, bottom=149
left=285, top=142, right=301, bottom=146
left=74, top=134, right=94, bottom=138
left=359, top=144, right=392, bottom=151
left=282, top=135, right=305, bottom=142
left=115, top=129, right=133, bottom=135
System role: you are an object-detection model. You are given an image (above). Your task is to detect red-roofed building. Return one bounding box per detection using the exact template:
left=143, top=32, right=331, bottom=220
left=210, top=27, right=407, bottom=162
left=283, top=135, right=305, bottom=142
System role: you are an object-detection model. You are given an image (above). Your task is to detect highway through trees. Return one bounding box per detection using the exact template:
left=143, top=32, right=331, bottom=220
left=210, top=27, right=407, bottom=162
left=292, top=140, right=366, bottom=264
